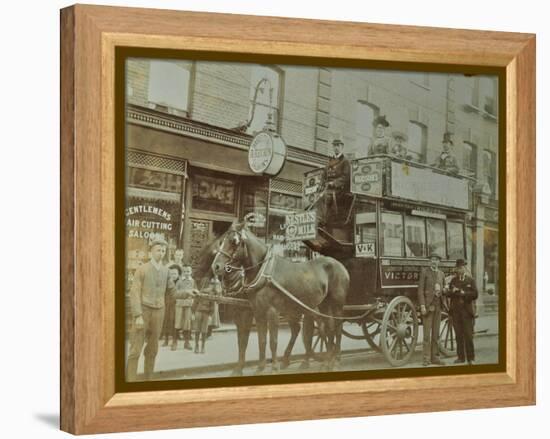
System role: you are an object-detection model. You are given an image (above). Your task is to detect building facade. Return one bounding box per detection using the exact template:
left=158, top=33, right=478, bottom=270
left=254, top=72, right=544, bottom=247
left=125, top=58, right=499, bottom=312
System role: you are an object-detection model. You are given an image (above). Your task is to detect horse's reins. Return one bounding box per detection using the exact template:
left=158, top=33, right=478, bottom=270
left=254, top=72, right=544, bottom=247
left=217, top=231, right=371, bottom=322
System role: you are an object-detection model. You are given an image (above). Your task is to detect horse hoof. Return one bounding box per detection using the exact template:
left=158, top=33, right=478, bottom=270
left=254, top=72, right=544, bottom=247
left=231, top=368, right=243, bottom=377
left=299, top=360, right=310, bottom=370
left=280, top=359, right=290, bottom=370
left=254, top=367, right=265, bottom=375
left=271, top=363, right=280, bottom=373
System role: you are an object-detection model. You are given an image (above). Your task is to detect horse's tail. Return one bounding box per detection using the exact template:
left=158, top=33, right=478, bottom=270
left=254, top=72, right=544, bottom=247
left=321, top=257, right=350, bottom=306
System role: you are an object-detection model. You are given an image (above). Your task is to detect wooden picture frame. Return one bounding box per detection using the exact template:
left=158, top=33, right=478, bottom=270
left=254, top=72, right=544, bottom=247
left=60, top=4, right=535, bottom=434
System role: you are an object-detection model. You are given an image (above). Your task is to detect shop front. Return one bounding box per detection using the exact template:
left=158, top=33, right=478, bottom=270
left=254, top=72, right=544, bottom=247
left=125, top=106, right=326, bottom=322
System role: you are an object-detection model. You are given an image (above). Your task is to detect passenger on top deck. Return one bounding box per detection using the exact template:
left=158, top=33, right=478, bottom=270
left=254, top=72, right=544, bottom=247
left=433, top=132, right=460, bottom=174
left=390, top=131, right=411, bottom=159
left=368, top=115, right=392, bottom=156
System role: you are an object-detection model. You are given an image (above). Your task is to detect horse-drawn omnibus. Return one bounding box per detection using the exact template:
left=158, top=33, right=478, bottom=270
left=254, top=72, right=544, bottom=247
left=285, top=154, right=475, bottom=366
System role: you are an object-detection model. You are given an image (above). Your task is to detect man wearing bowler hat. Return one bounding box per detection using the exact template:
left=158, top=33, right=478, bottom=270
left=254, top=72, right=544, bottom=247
left=448, top=259, right=478, bottom=365
left=126, top=238, right=175, bottom=381
left=418, top=253, right=446, bottom=366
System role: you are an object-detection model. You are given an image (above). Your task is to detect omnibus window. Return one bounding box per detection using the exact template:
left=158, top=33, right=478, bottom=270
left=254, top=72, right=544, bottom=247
left=382, top=212, right=404, bottom=257
left=427, top=218, right=446, bottom=258
left=355, top=212, right=377, bottom=242
left=447, top=221, right=465, bottom=259
left=405, top=216, right=426, bottom=257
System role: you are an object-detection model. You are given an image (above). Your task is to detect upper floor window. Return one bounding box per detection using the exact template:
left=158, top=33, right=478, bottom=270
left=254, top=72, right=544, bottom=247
left=408, top=121, right=427, bottom=163
left=483, top=149, right=497, bottom=196
left=147, top=60, right=192, bottom=115
left=410, top=72, right=430, bottom=90
left=247, top=66, right=282, bottom=135
left=468, top=76, right=497, bottom=118
left=355, top=102, right=379, bottom=157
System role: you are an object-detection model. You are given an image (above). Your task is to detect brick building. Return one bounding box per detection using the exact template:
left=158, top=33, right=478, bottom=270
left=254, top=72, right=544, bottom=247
left=125, top=58, right=499, bottom=310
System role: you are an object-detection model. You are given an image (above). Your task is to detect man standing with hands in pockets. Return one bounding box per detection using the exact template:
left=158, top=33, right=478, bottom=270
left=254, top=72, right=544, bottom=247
left=126, top=238, right=175, bottom=381
left=418, top=253, right=446, bottom=366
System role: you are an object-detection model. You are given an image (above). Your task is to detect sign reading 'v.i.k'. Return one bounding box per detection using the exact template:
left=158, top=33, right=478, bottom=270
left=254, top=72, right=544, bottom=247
left=356, top=241, right=376, bottom=257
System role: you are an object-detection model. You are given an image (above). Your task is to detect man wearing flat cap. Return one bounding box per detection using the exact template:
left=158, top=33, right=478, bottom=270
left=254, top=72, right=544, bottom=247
left=126, top=238, right=175, bottom=381
left=447, top=259, right=478, bottom=365
left=434, top=132, right=459, bottom=174
left=418, top=253, right=446, bottom=366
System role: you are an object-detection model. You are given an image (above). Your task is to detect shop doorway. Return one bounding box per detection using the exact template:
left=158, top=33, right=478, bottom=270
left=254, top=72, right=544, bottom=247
left=186, top=218, right=233, bottom=271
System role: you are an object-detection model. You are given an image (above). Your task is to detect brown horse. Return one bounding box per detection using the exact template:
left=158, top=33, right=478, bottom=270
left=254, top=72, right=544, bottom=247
left=212, top=219, right=350, bottom=373
left=193, top=235, right=254, bottom=376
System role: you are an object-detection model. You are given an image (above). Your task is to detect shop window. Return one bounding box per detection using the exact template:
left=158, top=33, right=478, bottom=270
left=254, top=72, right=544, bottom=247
left=247, top=65, right=282, bottom=135
left=381, top=212, right=404, bottom=257
left=484, top=229, right=499, bottom=293
left=427, top=218, right=446, bottom=258
left=128, top=167, right=183, bottom=193
left=242, top=184, right=268, bottom=239
left=147, top=60, right=192, bottom=114
left=405, top=216, right=426, bottom=257
left=268, top=192, right=308, bottom=261
left=191, top=173, right=237, bottom=215
left=466, top=226, right=474, bottom=277
left=447, top=221, right=465, bottom=260
left=408, top=121, right=427, bottom=163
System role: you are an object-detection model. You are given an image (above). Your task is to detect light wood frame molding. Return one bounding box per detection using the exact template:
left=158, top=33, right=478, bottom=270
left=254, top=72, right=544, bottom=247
left=60, top=4, right=535, bottom=434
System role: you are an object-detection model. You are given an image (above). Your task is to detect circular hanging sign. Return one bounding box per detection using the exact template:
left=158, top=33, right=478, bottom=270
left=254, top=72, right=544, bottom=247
left=248, top=131, right=287, bottom=176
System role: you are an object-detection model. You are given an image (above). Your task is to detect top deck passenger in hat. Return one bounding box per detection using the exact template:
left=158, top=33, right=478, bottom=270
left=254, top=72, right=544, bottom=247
left=368, top=115, right=392, bottom=156
left=391, top=131, right=410, bottom=159
left=126, top=238, right=175, bottom=381
left=326, top=137, right=351, bottom=193
left=433, top=132, right=460, bottom=174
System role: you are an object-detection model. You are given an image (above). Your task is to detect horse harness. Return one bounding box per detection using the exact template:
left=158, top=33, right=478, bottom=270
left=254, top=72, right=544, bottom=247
left=216, top=234, right=370, bottom=322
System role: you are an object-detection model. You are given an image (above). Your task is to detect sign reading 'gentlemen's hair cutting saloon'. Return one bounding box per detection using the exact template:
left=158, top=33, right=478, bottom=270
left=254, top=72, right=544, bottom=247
left=248, top=130, right=287, bottom=176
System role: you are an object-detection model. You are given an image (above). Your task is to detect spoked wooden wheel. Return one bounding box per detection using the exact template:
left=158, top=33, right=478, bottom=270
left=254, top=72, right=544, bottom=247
left=380, top=296, right=419, bottom=367
left=302, top=319, right=327, bottom=358
left=439, top=298, right=457, bottom=357
left=362, top=310, right=384, bottom=352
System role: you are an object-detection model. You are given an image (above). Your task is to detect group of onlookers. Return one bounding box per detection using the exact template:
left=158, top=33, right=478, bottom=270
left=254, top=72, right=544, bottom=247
left=126, top=240, right=221, bottom=381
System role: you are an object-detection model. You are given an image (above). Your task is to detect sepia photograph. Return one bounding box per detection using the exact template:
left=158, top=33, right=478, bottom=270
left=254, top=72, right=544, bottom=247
left=123, top=57, right=501, bottom=383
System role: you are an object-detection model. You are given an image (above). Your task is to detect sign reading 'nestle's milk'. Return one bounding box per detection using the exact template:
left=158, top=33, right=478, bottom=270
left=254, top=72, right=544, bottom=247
left=285, top=211, right=317, bottom=241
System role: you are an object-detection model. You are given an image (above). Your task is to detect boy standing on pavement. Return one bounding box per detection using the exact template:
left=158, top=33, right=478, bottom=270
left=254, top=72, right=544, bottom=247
left=173, top=265, right=198, bottom=351
left=192, top=275, right=218, bottom=354
left=126, top=239, right=175, bottom=381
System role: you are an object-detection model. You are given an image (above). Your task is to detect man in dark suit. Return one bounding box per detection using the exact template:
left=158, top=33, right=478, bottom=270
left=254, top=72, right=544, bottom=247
left=323, top=137, right=351, bottom=224
left=418, top=253, right=446, bottom=366
left=448, top=259, right=478, bottom=365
